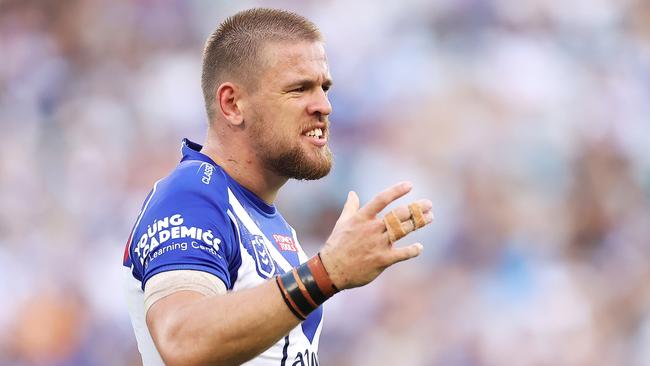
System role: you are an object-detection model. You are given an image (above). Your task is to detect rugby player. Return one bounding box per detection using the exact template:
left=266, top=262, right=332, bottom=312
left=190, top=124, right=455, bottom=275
left=122, top=8, right=433, bottom=366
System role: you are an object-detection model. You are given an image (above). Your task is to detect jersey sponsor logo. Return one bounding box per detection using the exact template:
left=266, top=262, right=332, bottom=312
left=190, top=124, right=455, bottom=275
left=273, top=234, right=298, bottom=252
left=199, top=162, right=214, bottom=185
left=251, top=234, right=275, bottom=278
left=133, top=214, right=221, bottom=266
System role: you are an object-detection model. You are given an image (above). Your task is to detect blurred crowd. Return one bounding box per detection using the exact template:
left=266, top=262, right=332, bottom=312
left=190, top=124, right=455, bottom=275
left=1, top=0, right=649, bottom=365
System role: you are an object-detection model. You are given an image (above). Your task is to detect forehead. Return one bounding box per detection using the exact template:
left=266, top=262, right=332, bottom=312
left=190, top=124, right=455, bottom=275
left=259, top=41, right=330, bottom=84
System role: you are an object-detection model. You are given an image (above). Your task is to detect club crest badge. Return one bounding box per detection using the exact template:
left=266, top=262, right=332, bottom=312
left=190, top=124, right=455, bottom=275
left=250, top=234, right=275, bottom=278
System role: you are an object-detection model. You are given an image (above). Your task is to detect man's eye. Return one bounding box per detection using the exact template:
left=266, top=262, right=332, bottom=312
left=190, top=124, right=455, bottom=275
left=291, top=86, right=306, bottom=93
left=322, top=85, right=330, bottom=93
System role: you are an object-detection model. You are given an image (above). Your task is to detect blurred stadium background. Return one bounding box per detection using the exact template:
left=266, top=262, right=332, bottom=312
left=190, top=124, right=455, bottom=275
left=2, top=0, right=650, bottom=365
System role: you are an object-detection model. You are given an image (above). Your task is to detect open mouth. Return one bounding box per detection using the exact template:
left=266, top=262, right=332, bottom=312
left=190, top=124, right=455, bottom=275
left=303, top=127, right=324, bottom=139
left=302, top=127, right=328, bottom=146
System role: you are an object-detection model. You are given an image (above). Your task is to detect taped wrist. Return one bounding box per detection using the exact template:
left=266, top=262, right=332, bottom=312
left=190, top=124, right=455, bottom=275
left=275, top=253, right=339, bottom=320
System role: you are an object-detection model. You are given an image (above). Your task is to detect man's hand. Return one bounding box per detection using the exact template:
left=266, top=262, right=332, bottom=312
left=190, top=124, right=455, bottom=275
left=319, top=182, right=434, bottom=290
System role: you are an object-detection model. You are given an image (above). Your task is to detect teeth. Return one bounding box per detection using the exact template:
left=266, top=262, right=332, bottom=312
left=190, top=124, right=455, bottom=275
left=305, top=128, right=323, bottom=138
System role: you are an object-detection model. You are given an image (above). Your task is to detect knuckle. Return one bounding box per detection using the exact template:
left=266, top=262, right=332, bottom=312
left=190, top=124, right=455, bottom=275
left=372, top=218, right=385, bottom=230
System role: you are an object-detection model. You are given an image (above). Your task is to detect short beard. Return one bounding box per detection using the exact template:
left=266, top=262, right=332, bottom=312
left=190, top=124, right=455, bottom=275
left=265, top=145, right=333, bottom=180
left=246, top=106, right=332, bottom=180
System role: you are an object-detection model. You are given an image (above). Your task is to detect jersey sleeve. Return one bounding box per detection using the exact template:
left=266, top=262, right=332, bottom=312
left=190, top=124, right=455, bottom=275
left=129, top=165, right=239, bottom=291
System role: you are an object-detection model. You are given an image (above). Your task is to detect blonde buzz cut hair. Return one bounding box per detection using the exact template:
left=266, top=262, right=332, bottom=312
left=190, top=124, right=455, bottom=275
left=201, top=8, right=322, bottom=123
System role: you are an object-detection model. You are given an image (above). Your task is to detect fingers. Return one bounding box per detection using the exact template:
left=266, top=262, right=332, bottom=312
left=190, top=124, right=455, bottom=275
left=409, top=203, right=427, bottom=229
left=383, top=201, right=434, bottom=243
left=383, top=211, right=406, bottom=243
left=385, top=199, right=433, bottom=226
left=387, top=243, right=423, bottom=265
left=338, top=191, right=360, bottom=222
left=393, top=211, right=434, bottom=237
left=359, top=182, right=412, bottom=218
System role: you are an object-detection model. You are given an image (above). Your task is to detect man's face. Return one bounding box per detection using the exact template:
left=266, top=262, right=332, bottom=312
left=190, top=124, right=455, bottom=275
left=243, top=41, right=333, bottom=180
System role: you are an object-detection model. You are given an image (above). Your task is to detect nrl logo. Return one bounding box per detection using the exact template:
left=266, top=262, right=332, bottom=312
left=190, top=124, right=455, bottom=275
left=250, top=234, right=275, bottom=278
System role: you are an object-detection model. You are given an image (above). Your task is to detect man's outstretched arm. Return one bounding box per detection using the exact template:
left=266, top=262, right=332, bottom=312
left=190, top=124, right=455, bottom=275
left=146, top=182, right=433, bottom=366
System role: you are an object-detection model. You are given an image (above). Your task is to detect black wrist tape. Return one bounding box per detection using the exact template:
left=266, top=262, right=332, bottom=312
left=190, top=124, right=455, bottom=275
left=275, top=275, right=306, bottom=320
left=296, top=263, right=327, bottom=305
left=276, top=254, right=339, bottom=321
left=280, top=268, right=314, bottom=318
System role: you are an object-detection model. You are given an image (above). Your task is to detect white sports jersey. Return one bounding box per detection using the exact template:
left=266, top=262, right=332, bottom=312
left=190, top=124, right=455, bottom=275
left=122, top=139, right=323, bottom=366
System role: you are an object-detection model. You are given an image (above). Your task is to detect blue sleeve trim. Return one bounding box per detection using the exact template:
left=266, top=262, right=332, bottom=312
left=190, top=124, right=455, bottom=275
left=141, top=263, right=232, bottom=291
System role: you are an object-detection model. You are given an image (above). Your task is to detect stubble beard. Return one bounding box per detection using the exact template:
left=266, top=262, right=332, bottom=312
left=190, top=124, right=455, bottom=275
left=267, top=143, right=333, bottom=180
left=250, top=117, right=333, bottom=181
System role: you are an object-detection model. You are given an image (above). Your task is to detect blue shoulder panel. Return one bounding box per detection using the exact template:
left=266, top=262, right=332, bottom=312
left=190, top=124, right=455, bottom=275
left=126, top=140, right=240, bottom=290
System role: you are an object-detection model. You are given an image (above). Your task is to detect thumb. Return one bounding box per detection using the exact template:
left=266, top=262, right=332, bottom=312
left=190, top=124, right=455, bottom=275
left=387, top=243, right=423, bottom=265
left=338, top=191, right=360, bottom=222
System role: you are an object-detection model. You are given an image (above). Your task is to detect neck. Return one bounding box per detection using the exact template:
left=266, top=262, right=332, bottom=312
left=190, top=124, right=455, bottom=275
left=201, top=136, right=287, bottom=205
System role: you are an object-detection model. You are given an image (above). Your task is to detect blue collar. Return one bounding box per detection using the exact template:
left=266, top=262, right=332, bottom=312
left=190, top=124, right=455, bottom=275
left=180, top=138, right=216, bottom=165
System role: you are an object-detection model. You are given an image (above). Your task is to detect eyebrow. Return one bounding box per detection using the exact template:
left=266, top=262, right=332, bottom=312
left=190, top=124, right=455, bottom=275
left=286, top=78, right=333, bottom=90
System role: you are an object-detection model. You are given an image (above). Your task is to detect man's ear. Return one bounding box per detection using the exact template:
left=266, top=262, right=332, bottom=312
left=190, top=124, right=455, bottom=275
left=216, top=82, right=244, bottom=126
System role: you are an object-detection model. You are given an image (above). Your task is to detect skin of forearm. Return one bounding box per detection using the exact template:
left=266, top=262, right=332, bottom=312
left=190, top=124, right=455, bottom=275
left=147, top=280, right=302, bottom=366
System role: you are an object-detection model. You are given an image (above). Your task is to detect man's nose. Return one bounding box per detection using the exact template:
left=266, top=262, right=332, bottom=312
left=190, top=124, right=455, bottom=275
left=307, top=88, right=332, bottom=117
